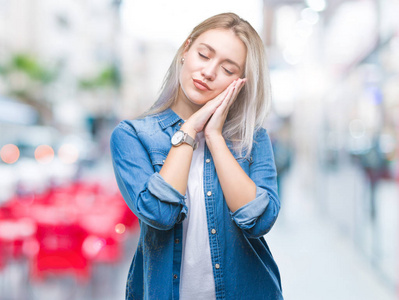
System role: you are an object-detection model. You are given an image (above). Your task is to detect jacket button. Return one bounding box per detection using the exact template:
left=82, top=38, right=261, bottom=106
left=206, top=158, right=211, bottom=163
left=215, top=264, right=220, bottom=269
left=207, top=191, right=212, bottom=197
left=178, top=122, right=182, bottom=126
left=175, top=239, right=180, bottom=244
left=173, top=274, right=178, bottom=279
left=211, top=229, right=216, bottom=234
left=162, top=160, right=165, bottom=163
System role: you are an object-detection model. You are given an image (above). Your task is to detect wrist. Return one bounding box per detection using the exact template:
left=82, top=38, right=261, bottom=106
left=180, top=123, right=197, bottom=138
left=205, top=132, right=224, bottom=147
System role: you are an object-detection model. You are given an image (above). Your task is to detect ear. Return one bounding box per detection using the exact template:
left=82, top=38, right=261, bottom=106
left=182, top=39, right=192, bottom=57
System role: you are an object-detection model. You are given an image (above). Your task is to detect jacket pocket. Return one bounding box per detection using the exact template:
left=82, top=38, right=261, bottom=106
left=149, top=151, right=167, bottom=173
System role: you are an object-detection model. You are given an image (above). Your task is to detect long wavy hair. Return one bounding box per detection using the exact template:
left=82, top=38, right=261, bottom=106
left=143, top=12, right=271, bottom=157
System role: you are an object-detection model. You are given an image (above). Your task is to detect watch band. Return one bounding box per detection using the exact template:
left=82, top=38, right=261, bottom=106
left=172, top=130, right=198, bottom=150
left=183, top=132, right=198, bottom=150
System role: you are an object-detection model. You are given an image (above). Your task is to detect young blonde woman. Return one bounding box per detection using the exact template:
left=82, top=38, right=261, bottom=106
left=111, top=12, right=283, bottom=300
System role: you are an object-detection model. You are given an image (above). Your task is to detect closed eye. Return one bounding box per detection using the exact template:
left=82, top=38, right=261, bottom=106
left=222, top=67, right=233, bottom=75
left=198, top=52, right=209, bottom=59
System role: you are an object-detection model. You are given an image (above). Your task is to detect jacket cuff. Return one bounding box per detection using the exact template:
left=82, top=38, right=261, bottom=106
left=147, top=172, right=187, bottom=222
left=230, top=186, right=270, bottom=230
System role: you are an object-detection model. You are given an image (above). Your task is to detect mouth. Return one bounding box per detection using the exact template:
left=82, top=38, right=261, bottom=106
left=193, top=79, right=211, bottom=91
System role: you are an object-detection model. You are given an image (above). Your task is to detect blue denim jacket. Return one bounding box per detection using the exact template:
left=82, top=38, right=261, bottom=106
left=110, top=108, right=283, bottom=300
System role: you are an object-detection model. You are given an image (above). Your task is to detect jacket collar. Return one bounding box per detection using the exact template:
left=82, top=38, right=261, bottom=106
left=156, top=108, right=183, bottom=130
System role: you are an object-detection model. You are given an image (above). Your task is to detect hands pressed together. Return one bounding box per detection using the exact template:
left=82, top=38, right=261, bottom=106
left=178, top=77, right=256, bottom=213
left=182, top=78, right=246, bottom=141
left=161, top=77, right=255, bottom=207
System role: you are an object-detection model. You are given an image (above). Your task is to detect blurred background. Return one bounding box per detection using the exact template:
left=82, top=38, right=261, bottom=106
left=0, top=0, right=398, bottom=299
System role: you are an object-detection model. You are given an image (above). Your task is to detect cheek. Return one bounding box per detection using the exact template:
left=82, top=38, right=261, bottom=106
left=179, top=66, right=191, bottom=88
left=216, top=78, right=237, bottom=92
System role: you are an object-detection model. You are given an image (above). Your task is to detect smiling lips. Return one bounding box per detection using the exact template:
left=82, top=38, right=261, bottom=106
left=193, top=79, right=211, bottom=91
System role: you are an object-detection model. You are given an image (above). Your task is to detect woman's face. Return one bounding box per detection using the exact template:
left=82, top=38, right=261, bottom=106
left=179, top=29, right=247, bottom=107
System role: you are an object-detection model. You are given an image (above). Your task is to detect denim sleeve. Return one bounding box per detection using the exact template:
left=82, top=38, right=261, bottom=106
left=110, top=122, right=187, bottom=231
left=230, top=129, right=280, bottom=238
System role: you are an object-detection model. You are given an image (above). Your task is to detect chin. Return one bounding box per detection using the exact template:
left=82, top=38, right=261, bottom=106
left=188, top=94, right=209, bottom=104
left=189, top=95, right=213, bottom=107
left=182, top=87, right=212, bottom=107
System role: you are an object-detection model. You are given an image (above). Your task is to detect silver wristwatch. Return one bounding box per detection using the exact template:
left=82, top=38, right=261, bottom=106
left=171, top=130, right=198, bottom=150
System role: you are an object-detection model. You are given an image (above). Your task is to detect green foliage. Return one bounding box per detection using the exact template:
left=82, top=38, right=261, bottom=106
left=0, top=53, right=58, bottom=83
left=13, top=54, right=56, bottom=82
left=79, top=64, right=120, bottom=90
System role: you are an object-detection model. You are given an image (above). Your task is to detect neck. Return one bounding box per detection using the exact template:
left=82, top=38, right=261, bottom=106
left=171, top=88, right=202, bottom=120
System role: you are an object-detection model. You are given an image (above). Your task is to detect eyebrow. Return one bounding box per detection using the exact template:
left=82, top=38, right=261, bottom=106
left=199, top=43, right=242, bottom=71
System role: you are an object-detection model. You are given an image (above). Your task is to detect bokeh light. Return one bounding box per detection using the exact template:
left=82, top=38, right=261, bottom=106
left=115, top=223, right=126, bottom=234
left=34, top=145, right=54, bottom=164
left=58, top=144, right=79, bottom=164
left=82, top=235, right=106, bottom=258
left=0, top=144, right=20, bottom=164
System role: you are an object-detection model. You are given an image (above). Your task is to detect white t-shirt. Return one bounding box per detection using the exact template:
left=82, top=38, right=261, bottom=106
left=179, top=132, right=216, bottom=299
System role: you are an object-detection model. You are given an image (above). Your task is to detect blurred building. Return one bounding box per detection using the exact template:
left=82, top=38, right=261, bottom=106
left=263, top=0, right=399, bottom=292
left=0, top=0, right=122, bottom=131
left=0, top=0, right=124, bottom=209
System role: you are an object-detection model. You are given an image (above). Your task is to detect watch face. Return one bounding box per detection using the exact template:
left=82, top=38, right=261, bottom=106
left=171, top=131, right=184, bottom=145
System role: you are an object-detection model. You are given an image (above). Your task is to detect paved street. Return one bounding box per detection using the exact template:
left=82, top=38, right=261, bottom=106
left=267, top=161, right=397, bottom=300
left=3, top=159, right=397, bottom=300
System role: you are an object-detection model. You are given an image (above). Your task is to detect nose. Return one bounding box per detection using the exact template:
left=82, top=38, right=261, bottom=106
left=201, top=62, right=217, bottom=81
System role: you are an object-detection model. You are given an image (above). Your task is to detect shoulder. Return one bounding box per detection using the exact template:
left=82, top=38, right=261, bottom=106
left=116, top=108, right=180, bottom=134
left=110, top=109, right=181, bottom=155
left=253, top=127, right=270, bottom=143
left=112, top=109, right=174, bottom=137
left=110, top=114, right=160, bottom=150
left=115, top=114, right=161, bottom=135
left=250, top=127, right=274, bottom=159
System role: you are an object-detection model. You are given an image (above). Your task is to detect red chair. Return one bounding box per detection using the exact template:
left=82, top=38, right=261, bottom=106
left=78, top=201, right=126, bottom=264
left=30, top=223, right=89, bottom=282
left=0, top=218, right=37, bottom=260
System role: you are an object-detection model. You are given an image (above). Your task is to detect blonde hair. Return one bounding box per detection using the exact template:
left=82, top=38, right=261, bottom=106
left=143, top=12, right=271, bottom=157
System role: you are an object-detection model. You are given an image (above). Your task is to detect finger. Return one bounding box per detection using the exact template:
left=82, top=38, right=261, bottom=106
left=203, top=79, right=238, bottom=115
left=205, top=86, right=230, bottom=109
left=203, top=82, right=238, bottom=131
left=226, top=78, right=246, bottom=108
left=234, top=78, right=246, bottom=96
left=216, top=84, right=236, bottom=114
left=218, top=80, right=237, bottom=102
left=196, top=88, right=231, bottom=123
left=236, top=78, right=246, bottom=91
